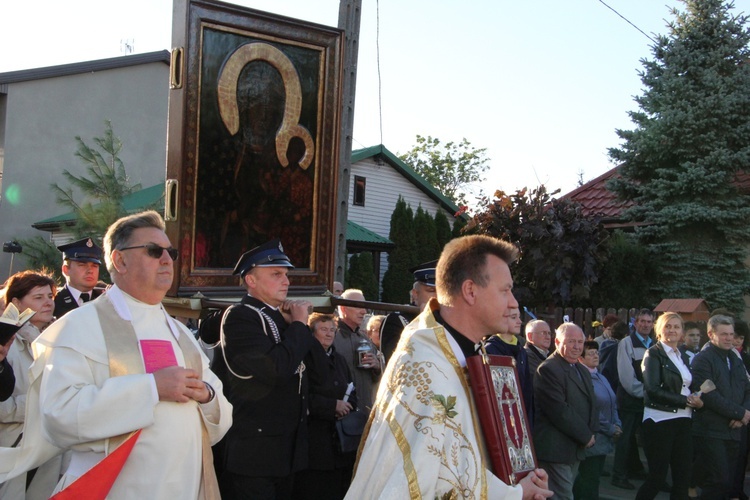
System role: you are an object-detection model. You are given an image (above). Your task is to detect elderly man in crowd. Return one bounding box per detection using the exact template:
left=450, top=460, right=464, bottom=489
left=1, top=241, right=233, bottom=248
left=2, top=210, right=232, bottom=498
left=334, top=289, right=382, bottom=410
left=690, top=314, right=750, bottom=499
left=346, top=235, right=551, bottom=499
left=534, top=322, right=597, bottom=499
left=525, top=319, right=552, bottom=375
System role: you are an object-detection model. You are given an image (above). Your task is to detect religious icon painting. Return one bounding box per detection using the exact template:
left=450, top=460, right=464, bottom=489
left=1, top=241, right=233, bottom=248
left=164, top=0, right=342, bottom=295
left=467, top=352, right=537, bottom=485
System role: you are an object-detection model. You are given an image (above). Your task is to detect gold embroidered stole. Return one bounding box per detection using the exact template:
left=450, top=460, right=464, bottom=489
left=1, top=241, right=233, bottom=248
left=93, top=297, right=220, bottom=500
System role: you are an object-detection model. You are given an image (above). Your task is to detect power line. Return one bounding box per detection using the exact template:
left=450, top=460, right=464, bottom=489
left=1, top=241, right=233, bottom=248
left=376, top=0, right=383, bottom=146
left=597, top=0, right=658, bottom=44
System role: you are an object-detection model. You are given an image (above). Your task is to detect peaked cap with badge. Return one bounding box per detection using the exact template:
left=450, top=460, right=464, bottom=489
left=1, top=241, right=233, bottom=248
left=232, top=239, right=294, bottom=277
left=379, top=259, right=438, bottom=364
left=57, top=238, right=103, bottom=265
left=55, top=238, right=104, bottom=318
left=409, top=259, right=437, bottom=286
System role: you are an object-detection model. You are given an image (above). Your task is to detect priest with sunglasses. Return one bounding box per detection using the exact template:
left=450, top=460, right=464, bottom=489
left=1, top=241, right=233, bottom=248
left=0, top=210, right=232, bottom=499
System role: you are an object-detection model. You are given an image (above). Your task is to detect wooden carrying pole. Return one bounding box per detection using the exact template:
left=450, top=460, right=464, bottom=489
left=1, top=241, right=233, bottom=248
left=200, top=296, right=419, bottom=315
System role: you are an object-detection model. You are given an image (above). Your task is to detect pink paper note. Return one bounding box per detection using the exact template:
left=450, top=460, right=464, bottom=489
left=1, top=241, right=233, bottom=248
left=140, top=340, right=178, bottom=373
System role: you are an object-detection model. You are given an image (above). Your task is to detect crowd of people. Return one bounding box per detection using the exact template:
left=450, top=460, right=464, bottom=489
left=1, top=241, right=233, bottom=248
left=513, top=308, right=750, bottom=500
left=0, top=213, right=748, bottom=500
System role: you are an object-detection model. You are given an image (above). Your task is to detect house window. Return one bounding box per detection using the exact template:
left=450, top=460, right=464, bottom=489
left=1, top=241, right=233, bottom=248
left=353, top=176, right=366, bottom=206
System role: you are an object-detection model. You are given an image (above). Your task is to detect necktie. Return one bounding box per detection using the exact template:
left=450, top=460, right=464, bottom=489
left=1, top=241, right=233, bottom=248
left=80, top=293, right=91, bottom=303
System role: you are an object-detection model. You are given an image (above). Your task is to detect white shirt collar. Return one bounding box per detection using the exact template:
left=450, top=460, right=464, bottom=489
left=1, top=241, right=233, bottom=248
left=107, top=285, right=182, bottom=341
left=67, top=285, right=87, bottom=304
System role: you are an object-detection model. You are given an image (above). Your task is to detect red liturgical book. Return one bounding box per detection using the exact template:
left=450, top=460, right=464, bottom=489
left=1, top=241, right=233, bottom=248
left=140, top=340, right=178, bottom=373
left=466, top=352, right=537, bottom=486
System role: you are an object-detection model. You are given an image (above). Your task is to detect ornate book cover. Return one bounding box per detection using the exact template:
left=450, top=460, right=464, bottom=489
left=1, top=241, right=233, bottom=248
left=466, top=352, right=537, bottom=485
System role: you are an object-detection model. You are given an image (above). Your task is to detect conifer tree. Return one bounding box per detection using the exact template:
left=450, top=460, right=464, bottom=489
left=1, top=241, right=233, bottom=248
left=589, top=231, right=659, bottom=308
left=434, top=209, right=453, bottom=251
left=608, top=0, right=750, bottom=311
left=347, top=252, right=379, bottom=301
left=20, top=121, right=151, bottom=280
left=413, top=206, right=440, bottom=264
left=381, top=197, right=417, bottom=303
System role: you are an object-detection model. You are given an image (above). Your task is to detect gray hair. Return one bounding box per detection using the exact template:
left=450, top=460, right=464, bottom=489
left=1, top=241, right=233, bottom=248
left=337, top=288, right=365, bottom=316
left=707, top=314, right=735, bottom=334
left=525, top=319, right=549, bottom=335
left=104, top=210, right=166, bottom=274
left=556, top=322, right=584, bottom=340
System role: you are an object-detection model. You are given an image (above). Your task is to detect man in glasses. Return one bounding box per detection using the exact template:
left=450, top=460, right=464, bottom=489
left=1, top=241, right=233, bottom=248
left=5, top=210, right=232, bottom=498
left=54, top=237, right=104, bottom=318
left=525, top=319, right=552, bottom=376
left=219, top=239, right=317, bottom=499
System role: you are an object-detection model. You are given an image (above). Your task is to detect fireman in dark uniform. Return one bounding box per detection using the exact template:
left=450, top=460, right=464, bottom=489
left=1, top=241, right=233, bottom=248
left=379, top=259, right=438, bottom=364
left=219, top=239, right=325, bottom=499
left=53, top=237, right=103, bottom=318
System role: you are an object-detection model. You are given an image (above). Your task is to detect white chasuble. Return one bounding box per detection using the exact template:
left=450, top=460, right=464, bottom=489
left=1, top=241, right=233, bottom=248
left=345, top=300, right=522, bottom=500
left=0, top=286, right=231, bottom=499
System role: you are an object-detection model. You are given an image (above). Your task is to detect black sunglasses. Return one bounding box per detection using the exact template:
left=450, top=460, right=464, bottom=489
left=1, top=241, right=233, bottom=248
left=119, top=243, right=178, bottom=261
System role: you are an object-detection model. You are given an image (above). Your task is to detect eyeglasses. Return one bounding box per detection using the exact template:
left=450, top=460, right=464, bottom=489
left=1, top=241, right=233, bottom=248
left=119, top=243, right=178, bottom=261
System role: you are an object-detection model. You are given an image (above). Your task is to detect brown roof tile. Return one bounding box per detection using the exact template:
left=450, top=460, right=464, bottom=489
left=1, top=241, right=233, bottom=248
left=560, top=168, right=633, bottom=221
left=561, top=167, right=750, bottom=224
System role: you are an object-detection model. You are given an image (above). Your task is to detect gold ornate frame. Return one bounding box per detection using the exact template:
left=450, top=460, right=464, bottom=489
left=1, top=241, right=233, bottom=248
left=165, top=0, right=343, bottom=296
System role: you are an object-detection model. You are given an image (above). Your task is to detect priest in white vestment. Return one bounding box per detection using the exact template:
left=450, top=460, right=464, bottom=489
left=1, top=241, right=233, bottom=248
left=5, top=211, right=232, bottom=499
left=346, top=235, right=552, bottom=500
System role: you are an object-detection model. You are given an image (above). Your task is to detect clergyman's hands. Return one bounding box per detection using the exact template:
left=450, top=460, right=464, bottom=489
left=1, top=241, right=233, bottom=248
left=520, top=468, right=553, bottom=499
left=153, top=366, right=206, bottom=403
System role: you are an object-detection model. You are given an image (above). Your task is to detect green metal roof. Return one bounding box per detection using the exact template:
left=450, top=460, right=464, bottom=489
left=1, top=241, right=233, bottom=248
left=346, top=220, right=392, bottom=246
left=34, top=144, right=462, bottom=234
left=33, top=183, right=165, bottom=227
left=351, top=144, right=461, bottom=215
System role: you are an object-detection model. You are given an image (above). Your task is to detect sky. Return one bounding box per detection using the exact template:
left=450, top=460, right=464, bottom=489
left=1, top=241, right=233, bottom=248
left=2, top=0, right=750, bottom=202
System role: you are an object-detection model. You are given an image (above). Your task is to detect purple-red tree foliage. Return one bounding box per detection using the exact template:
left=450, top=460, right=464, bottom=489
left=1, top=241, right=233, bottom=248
left=467, top=186, right=607, bottom=307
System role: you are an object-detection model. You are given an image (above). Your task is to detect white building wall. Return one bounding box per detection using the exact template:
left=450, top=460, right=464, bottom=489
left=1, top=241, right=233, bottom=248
left=347, top=156, right=454, bottom=300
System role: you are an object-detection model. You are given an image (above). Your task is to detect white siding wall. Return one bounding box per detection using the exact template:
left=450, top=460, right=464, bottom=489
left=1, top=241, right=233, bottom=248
left=347, top=156, right=454, bottom=300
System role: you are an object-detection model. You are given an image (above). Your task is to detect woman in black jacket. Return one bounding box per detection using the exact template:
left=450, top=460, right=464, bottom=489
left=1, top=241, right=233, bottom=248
left=294, top=313, right=358, bottom=500
left=636, top=312, right=703, bottom=500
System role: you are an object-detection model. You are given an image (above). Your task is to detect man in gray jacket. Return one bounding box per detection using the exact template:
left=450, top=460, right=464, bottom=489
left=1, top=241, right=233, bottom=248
left=611, top=308, right=653, bottom=489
